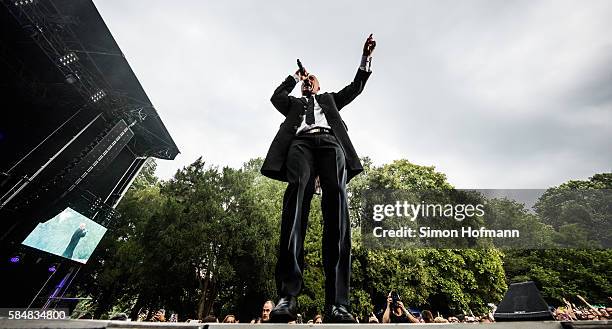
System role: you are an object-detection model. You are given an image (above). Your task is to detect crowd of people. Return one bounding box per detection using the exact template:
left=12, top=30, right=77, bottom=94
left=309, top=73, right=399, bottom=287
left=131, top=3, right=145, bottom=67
left=111, top=294, right=610, bottom=324
left=552, top=295, right=612, bottom=322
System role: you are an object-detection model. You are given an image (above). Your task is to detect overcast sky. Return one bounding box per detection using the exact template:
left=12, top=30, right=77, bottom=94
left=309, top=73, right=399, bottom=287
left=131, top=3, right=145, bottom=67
left=93, top=0, right=611, bottom=188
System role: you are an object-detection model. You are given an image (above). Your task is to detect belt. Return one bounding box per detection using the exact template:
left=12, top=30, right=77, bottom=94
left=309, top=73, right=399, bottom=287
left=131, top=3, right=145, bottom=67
left=300, top=127, right=332, bottom=135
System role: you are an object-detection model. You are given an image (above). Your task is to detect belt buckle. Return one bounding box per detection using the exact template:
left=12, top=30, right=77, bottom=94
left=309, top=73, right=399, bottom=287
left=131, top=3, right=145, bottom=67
left=303, top=127, right=328, bottom=135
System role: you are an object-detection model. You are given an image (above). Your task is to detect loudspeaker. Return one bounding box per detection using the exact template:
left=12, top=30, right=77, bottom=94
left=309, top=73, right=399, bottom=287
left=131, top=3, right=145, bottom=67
left=494, top=281, right=554, bottom=321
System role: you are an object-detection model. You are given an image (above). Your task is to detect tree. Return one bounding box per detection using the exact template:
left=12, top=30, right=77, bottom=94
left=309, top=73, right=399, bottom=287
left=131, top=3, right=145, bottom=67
left=348, top=159, right=507, bottom=318
left=75, top=158, right=280, bottom=321
left=76, top=156, right=609, bottom=319
left=504, top=173, right=612, bottom=305
left=535, top=173, right=611, bottom=248
left=158, top=158, right=279, bottom=320
left=74, top=158, right=163, bottom=319
left=484, top=198, right=555, bottom=249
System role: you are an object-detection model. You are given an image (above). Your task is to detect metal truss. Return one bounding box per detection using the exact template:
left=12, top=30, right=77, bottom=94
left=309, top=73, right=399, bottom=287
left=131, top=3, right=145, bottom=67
left=5, top=117, right=118, bottom=212
left=2, top=0, right=153, bottom=125
left=1, top=0, right=176, bottom=211
left=78, top=189, right=121, bottom=227
left=3, top=0, right=104, bottom=105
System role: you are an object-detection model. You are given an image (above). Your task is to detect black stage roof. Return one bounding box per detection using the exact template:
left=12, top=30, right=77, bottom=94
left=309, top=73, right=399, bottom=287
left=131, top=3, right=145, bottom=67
left=0, top=0, right=179, bottom=162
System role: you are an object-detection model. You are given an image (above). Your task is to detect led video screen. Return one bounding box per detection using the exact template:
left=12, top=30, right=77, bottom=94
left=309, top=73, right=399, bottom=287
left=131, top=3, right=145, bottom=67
left=22, top=207, right=107, bottom=264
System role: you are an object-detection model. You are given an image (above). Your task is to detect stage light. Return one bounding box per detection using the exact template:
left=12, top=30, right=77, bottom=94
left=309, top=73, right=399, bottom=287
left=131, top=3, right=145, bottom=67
left=15, top=0, right=34, bottom=6
left=48, top=265, right=57, bottom=272
left=90, top=90, right=106, bottom=103
left=9, top=255, right=20, bottom=263
left=59, top=52, right=78, bottom=66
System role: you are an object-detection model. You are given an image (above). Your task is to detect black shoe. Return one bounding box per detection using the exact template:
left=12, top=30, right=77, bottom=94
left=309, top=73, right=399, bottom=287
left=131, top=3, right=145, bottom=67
left=269, top=296, right=297, bottom=323
left=328, top=304, right=356, bottom=323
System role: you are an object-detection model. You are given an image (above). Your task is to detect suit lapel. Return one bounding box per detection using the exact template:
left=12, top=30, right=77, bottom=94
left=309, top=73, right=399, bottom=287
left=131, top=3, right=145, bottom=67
left=315, top=94, right=328, bottom=114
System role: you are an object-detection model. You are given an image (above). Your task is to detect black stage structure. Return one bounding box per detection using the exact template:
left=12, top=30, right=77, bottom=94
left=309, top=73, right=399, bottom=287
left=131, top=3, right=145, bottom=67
left=0, top=0, right=179, bottom=309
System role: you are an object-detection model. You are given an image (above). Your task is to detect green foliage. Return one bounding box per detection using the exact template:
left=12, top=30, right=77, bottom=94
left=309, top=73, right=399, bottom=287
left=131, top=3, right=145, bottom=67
left=535, top=173, right=611, bottom=248
left=504, top=249, right=612, bottom=305
left=76, top=156, right=610, bottom=321
left=131, top=158, right=158, bottom=190
left=372, top=160, right=454, bottom=190
left=485, top=198, right=556, bottom=249
left=348, top=159, right=507, bottom=318
left=298, top=196, right=326, bottom=318
left=503, top=173, right=612, bottom=305
left=77, top=158, right=279, bottom=321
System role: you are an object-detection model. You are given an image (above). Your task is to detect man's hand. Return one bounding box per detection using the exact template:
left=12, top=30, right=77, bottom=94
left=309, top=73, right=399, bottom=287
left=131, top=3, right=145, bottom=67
left=295, top=68, right=309, bottom=81
left=363, top=33, right=376, bottom=57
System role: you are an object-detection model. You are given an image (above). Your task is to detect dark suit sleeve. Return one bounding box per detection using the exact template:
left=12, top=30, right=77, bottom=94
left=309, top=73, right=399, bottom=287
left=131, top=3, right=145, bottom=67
left=332, top=69, right=372, bottom=111
left=271, top=75, right=298, bottom=117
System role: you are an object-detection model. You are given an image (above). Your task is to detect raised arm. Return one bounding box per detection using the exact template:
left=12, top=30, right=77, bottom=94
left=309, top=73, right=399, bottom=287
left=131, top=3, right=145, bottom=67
left=333, top=34, right=375, bottom=110
left=270, top=68, right=308, bottom=116
left=333, top=69, right=372, bottom=111
left=270, top=76, right=296, bottom=117
left=382, top=294, right=392, bottom=323
left=398, top=302, right=420, bottom=323
left=577, top=295, right=602, bottom=317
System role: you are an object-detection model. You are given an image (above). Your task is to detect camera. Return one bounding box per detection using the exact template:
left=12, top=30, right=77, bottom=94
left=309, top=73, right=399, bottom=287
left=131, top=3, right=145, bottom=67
left=390, top=291, right=401, bottom=308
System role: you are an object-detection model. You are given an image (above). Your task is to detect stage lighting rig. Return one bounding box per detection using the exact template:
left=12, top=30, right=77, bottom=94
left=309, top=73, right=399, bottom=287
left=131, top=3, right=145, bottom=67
left=90, top=90, right=106, bottom=103
left=14, top=0, right=35, bottom=7
left=58, top=52, right=78, bottom=66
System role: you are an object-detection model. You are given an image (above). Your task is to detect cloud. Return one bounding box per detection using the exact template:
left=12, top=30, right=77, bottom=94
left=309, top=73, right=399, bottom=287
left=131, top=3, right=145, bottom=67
left=94, top=0, right=612, bottom=188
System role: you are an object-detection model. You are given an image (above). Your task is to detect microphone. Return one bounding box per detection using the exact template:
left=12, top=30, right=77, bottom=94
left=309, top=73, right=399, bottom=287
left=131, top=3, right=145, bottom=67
left=297, top=59, right=306, bottom=77
left=297, top=59, right=311, bottom=88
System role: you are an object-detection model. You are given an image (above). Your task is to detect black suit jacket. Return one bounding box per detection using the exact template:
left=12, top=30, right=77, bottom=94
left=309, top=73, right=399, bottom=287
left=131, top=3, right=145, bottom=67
left=261, top=69, right=372, bottom=182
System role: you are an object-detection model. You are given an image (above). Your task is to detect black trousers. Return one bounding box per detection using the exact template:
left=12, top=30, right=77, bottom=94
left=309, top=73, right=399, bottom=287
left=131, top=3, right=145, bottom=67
left=275, top=132, right=352, bottom=307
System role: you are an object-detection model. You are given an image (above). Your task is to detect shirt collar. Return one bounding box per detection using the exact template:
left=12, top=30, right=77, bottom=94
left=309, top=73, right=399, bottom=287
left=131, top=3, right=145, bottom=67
left=303, top=93, right=317, bottom=100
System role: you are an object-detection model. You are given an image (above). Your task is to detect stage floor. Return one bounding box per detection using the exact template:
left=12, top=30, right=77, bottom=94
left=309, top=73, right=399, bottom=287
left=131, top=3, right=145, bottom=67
left=1, top=319, right=611, bottom=329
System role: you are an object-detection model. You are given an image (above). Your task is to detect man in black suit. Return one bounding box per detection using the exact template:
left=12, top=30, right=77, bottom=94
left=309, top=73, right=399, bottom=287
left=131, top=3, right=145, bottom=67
left=261, top=35, right=376, bottom=323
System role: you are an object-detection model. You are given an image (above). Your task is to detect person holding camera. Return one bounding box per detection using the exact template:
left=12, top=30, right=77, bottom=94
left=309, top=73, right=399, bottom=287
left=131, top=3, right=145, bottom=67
left=382, top=291, right=419, bottom=323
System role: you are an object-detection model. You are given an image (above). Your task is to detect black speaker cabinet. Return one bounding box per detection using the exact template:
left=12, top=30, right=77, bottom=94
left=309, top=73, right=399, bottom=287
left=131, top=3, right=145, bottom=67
left=495, top=281, right=554, bottom=321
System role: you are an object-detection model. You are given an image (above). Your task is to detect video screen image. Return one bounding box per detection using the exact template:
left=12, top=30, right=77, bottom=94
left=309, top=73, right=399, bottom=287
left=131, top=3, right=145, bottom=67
left=22, top=207, right=108, bottom=264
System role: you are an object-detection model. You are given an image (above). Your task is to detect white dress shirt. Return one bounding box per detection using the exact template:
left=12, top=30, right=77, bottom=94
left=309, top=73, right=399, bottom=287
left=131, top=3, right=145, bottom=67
left=295, top=95, right=331, bottom=135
